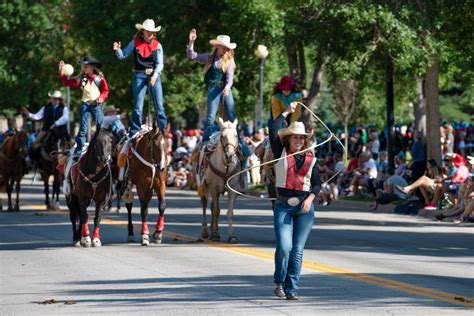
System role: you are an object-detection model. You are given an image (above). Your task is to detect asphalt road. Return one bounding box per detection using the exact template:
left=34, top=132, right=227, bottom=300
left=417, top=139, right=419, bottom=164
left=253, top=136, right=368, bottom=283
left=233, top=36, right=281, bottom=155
left=1, top=175, right=473, bottom=315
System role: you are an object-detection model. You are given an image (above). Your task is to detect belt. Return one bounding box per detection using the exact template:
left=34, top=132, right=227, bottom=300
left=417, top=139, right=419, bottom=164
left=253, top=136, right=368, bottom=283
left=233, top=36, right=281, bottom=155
left=277, top=195, right=305, bottom=206
left=208, top=81, right=224, bottom=88
left=134, top=68, right=153, bottom=75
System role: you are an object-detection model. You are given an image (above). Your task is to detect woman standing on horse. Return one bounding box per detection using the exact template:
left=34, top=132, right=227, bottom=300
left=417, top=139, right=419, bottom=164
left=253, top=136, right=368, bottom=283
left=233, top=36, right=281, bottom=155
left=113, top=19, right=167, bottom=138
left=59, top=56, right=109, bottom=154
left=187, top=29, right=237, bottom=142
left=269, top=103, right=321, bottom=300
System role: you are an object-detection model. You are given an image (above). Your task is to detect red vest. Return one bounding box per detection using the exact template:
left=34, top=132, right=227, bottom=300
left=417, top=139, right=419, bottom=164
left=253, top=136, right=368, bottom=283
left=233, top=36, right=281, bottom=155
left=275, top=149, right=316, bottom=192
left=134, top=38, right=159, bottom=70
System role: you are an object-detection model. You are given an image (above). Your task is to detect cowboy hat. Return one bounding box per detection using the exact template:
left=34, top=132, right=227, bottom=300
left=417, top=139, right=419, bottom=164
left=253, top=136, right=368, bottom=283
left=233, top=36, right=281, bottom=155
left=278, top=121, right=312, bottom=138
left=103, top=105, right=119, bottom=115
left=209, top=35, right=237, bottom=50
left=78, top=55, right=102, bottom=68
left=135, top=19, right=161, bottom=32
left=276, top=75, right=295, bottom=91
left=48, top=90, right=63, bottom=99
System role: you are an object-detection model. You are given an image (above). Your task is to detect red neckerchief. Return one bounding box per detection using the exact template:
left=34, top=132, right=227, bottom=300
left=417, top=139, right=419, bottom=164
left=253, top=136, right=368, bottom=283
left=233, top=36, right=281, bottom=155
left=134, top=38, right=159, bottom=58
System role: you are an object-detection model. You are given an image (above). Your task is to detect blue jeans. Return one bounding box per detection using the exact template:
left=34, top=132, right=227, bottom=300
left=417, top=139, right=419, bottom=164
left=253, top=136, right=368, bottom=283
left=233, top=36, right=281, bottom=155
left=75, top=101, right=104, bottom=153
left=203, top=86, right=235, bottom=142
left=130, top=72, right=167, bottom=137
left=273, top=199, right=315, bottom=295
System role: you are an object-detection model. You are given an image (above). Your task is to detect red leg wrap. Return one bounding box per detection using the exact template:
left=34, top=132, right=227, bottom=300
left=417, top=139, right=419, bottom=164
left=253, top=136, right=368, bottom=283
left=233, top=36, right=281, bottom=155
left=156, top=215, right=165, bottom=231
left=141, top=221, right=149, bottom=235
left=82, top=223, right=90, bottom=237
left=92, top=227, right=100, bottom=239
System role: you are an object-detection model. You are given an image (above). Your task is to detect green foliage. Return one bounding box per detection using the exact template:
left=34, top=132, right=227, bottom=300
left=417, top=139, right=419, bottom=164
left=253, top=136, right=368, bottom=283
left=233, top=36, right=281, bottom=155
left=0, top=0, right=472, bottom=131
left=0, top=0, right=68, bottom=110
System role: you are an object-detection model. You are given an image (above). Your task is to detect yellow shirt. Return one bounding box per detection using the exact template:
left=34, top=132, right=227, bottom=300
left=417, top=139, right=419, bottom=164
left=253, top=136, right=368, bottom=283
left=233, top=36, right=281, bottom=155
left=271, top=94, right=302, bottom=123
left=81, top=80, right=101, bottom=102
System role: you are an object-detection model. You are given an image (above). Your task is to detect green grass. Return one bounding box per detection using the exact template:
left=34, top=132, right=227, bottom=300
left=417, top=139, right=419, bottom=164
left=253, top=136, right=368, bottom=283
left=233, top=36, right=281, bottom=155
left=247, top=183, right=266, bottom=193
left=339, top=195, right=376, bottom=202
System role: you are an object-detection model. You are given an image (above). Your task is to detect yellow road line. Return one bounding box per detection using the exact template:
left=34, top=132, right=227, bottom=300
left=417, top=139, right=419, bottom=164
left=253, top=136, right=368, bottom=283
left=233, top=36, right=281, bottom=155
left=25, top=208, right=474, bottom=307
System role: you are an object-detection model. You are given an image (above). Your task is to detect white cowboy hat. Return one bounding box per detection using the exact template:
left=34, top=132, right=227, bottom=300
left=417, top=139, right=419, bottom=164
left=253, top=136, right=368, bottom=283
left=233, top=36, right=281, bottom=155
left=278, top=121, right=312, bottom=138
left=209, top=35, right=237, bottom=50
left=103, top=105, right=120, bottom=115
left=135, top=19, right=161, bottom=32
left=48, top=90, right=63, bottom=99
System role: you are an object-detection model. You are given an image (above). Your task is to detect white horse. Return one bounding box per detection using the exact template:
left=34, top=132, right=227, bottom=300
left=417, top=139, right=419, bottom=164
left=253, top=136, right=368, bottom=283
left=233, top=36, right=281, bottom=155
left=198, top=118, right=242, bottom=243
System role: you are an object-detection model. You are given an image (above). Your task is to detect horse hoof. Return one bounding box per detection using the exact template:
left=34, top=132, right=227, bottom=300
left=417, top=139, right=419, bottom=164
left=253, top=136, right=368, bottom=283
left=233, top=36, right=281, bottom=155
left=152, top=231, right=163, bottom=244
left=210, top=234, right=221, bottom=242
left=81, top=236, right=91, bottom=247
left=73, top=240, right=81, bottom=247
left=92, top=238, right=102, bottom=247
left=141, top=234, right=150, bottom=246
left=228, top=236, right=239, bottom=244
left=127, top=235, right=134, bottom=243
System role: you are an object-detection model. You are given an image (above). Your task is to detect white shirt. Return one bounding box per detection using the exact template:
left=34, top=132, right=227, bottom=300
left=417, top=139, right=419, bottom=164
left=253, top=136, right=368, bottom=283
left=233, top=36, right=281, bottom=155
left=363, top=158, right=378, bottom=179
left=28, top=104, right=69, bottom=127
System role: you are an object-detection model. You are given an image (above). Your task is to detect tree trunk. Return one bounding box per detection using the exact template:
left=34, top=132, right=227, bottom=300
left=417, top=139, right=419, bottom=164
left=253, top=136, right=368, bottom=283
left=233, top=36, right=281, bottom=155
left=425, top=57, right=442, bottom=163
left=285, top=42, right=298, bottom=76
left=344, top=124, right=349, bottom=162
left=300, top=52, right=325, bottom=126
left=297, top=42, right=306, bottom=88
left=414, top=77, right=427, bottom=136
left=386, top=57, right=395, bottom=172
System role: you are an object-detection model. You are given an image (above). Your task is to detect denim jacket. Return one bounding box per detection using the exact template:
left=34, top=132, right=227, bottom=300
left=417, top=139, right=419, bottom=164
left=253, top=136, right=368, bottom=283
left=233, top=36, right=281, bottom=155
left=116, top=40, right=164, bottom=77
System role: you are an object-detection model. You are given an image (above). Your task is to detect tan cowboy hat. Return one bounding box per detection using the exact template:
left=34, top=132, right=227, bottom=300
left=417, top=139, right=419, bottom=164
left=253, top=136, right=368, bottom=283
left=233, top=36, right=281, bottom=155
left=209, top=35, right=237, bottom=50
left=103, top=105, right=119, bottom=115
left=48, top=90, right=63, bottom=99
left=135, top=19, right=161, bottom=32
left=278, top=121, right=312, bottom=138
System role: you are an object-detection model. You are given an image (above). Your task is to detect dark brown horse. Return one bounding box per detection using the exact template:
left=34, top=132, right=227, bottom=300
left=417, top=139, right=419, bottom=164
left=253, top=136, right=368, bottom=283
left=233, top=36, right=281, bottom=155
left=36, top=130, right=63, bottom=210
left=122, top=125, right=169, bottom=245
left=0, top=131, right=28, bottom=212
left=66, top=127, right=113, bottom=247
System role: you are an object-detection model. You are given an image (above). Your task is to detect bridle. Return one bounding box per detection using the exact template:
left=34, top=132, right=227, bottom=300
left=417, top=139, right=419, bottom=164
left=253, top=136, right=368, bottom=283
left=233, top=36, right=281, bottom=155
left=131, top=129, right=166, bottom=188
left=208, top=127, right=240, bottom=185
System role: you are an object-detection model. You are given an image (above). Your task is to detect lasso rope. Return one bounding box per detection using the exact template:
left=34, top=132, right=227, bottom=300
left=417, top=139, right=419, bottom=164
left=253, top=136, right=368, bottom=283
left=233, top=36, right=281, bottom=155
left=226, top=101, right=347, bottom=200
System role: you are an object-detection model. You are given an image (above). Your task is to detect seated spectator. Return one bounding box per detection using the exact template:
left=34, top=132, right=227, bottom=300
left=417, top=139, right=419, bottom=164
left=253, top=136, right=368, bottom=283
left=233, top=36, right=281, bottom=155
left=370, top=169, right=409, bottom=210
left=346, top=151, right=377, bottom=196
left=435, top=174, right=473, bottom=222
left=394, top=152, right=408, bottom=177
left=396, top=158, right=442, bottom=204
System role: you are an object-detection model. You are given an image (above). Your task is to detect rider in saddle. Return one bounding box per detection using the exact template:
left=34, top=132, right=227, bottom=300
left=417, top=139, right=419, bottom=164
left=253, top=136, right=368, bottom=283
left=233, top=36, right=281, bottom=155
left=101, top=105, right=127, bottom=140
left=22, top=90, right=71, bottom=166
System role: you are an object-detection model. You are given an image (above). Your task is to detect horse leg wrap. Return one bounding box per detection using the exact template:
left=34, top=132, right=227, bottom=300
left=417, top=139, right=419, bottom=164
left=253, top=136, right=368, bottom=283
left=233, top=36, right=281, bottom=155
left=82, top=223, right=90, bottom=237
left=156, top=215, right=165, bottom=231
left=92, top=227, right=100, bottom=239
left=141, top=222, right=149, bottom=235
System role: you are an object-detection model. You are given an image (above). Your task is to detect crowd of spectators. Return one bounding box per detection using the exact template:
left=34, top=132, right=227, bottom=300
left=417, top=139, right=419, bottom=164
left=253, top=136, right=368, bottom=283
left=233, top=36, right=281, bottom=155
left=314, top=121, right=473, bottom=224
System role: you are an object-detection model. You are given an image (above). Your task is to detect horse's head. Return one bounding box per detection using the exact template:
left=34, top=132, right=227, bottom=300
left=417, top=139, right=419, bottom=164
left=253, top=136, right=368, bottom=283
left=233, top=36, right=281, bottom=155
left=218, top=117, right=239, bottom=165
left=41, top=130, right=57, bottom=153
left=14, top=131, right=28, bottom=159
left=91, top=126, right=114, bottom=164
left=149, top=124, right=170, bottom=170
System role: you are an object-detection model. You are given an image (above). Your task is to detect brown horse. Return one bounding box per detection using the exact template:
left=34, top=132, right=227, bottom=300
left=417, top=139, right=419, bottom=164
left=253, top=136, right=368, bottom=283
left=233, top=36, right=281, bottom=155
left=0, top=131, right=28, bottom=212
left=36, top=130, right=63, bottom=211
left=198, top=118, right=243, bottom=243
left=255, top=136, right=276, bottom=208
left=66, top=127, right=114, bottom=247
left=122, top=125, right=169, bottom=245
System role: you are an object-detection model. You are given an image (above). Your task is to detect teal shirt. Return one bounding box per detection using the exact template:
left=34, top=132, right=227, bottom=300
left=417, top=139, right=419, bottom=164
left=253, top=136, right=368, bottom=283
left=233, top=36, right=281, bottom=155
left=274, top=91, right=302, bottom=107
